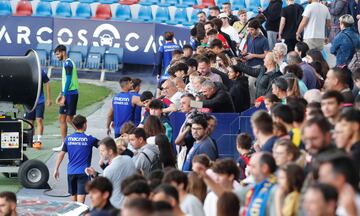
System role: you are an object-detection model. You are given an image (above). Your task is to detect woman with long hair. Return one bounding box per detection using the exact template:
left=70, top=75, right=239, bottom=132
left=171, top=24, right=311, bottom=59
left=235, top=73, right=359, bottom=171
left=155, top=134, right=176, bottom=168
left=217, top=192, right=240, bottom=216
left=144, top=115, right=165, bottom=145
left=286, top=76, right=301, bottom=98
left=275, top=163, right=305, bottom=216
left=306, top=49, right=329, bottom=79
left=187, top=171, right=207, bottom=204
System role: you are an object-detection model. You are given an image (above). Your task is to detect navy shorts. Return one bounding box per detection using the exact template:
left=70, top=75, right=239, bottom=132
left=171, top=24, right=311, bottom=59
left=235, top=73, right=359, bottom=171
left=24, top=103, right=45, bottom=121
left=59, top=94, right=78, bottom=116
left=67, top=174, right=90, bottom=195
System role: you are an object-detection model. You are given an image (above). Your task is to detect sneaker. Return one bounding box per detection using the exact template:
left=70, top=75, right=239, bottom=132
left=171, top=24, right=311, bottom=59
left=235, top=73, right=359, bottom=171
left=33, top=141, right=42, bottom=150
left=52, top=145, right=63, bottom=152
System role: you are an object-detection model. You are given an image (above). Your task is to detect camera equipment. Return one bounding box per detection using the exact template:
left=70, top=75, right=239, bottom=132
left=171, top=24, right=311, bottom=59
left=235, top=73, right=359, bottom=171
left=0, top=50, right=49, bottom=189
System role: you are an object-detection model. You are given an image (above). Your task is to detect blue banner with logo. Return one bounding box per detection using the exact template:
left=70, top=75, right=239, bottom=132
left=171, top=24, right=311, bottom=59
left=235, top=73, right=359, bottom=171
left=0, top=16, right=190, bottom=65
left=0, top=16, right=53, bottom=56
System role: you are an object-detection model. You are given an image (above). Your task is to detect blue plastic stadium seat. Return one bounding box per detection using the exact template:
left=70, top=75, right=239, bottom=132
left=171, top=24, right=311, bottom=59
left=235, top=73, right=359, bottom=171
left=155, top=6, right=170, bottom=23
left=79, top=0, right=96, bottom=3
left=89, top=46, right=106, bottom=56
left=59, top=0, right=73, bottom=2
left=216, top=0, right=228, bottom=8
left=247, top=0, right=261, bottom=12
left=56, top=2, right=72, bottom=17
left=89, top=46, right=106, bottom=60
left=99, top=0, right=118, bottom=3
left=36, top=43, right=52, bottom=59
left=295, top=0, right=301, bottom=4
left=0, top=1, right=11, bottom=16
left=50, top=51, right=62, bottom=67
left=139, top=0, right=158, bottom=6
left=35, top=1, right=52, bottom=17
left=262, top=0, right=269, bottom=8
left=36, top=50, right=47, bottom=66
left=69, top=51, right=83, bottom=68
left=233, top=0, right=246, bottom=10
left=182, top=0, right=197, bottom=7
left=167, top=8, right=188, bottom=25
left=104, top=53, right=119, bottom=71
left=75, top=3, right=92, bottom=19
left=107, top=47, right=124, bottom=67
left=113, top=4, right=132, bottom=20
left=159, top=0, right=178, bottom=6
left=133, top=5, right=153, bottom=22
left=86, top=53, right=102, bottom=69
left=186, top=8, right=200, bottom=25
left=70, top=45, right=88, bottom=62
left=282, top=0, right=287, bottom=7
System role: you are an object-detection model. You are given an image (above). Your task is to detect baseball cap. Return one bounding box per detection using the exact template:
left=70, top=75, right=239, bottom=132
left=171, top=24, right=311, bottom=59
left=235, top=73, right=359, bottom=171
left=218, top=13, right=229, bottom=19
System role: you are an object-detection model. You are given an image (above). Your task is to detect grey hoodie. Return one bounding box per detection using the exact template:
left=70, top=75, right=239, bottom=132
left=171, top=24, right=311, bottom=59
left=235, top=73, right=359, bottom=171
left=132, top=143, right=160, bottom=177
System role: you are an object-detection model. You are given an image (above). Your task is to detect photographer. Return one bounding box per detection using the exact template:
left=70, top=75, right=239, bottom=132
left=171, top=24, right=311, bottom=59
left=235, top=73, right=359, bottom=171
left=175, top=93, right=197, bottom=169
left=197, top=80, right=235, bottom=113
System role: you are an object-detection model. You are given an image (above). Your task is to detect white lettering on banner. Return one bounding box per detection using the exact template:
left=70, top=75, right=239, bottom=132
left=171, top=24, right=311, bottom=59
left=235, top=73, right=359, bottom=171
left=77, top=29, right=88, bottom=46
left=17, top=26, right=30, bottom=44
left=158, top=35, right=164, bottom=47
left=125, top=33, right=139, bottom=52
left=36, top=27, right=52, bottom=44
left=57, top=28, right=73, bottom=45
left=144, top=35, right=156, bottom=53
left=0, top=26, right=11, bottom=43
left=92, top=23, right=120, bottom=48
left=0, top=21, right=189, bottom=55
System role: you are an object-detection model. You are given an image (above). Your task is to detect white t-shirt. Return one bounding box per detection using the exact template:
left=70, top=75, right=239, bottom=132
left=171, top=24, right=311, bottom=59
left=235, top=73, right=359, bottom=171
left=170, top=91, right=183, bottom=110
left=336, top=194, right=360, bottom=216
left=221, top=26, right=240, bottom=43
left=181, top=194, right=205, bottom=216
left=302, top=2, right=330, bottom=39
left=203, top=191, right=217, bottom=216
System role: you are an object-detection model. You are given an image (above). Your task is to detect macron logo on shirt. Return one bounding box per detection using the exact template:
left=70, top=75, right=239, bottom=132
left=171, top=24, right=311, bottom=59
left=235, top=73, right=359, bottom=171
left=113, top=96, right=130, bottom=105
left=67, top=137, right=89, bottom=146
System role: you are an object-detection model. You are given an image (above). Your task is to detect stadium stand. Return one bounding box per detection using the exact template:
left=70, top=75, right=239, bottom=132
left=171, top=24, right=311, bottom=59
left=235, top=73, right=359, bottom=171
left=134, top=5, right=153, bottom=22
left=246, top=0, right=261, bottom=12
left=0, top=1, right=12, bottom=15
left=232, top=0, right=246, bottom=10
left=74, top=3, right=92, bottom=19
left=55, top=2, right=72, bottom=17
left=119, top=0, right=139, bottom=5
left=34, top=1, right=52, bottom=17
left=93, top=4, right=112, bottom=20
left=14, top=0, right=33, bottom=16
left=167, top=7, right=189, bottom=25
left=155, top=6, right=171, bottom=23
left=113, top=4, right=132, bottom=20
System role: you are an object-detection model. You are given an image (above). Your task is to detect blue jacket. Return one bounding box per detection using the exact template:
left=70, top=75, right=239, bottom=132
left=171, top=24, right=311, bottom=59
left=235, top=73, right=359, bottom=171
left=348, top=0, right=360, bottom=29
left=330, top=28, right=360, bottom=65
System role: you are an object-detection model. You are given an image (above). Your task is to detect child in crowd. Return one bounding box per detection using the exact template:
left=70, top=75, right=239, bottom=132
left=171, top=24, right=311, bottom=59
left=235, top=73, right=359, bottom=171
left=236, top=133, right=253, bottom=180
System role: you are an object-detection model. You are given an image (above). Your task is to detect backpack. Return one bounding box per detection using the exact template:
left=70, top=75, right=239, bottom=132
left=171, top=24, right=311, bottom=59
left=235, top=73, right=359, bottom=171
left=342, top=31, right=360, bottom=73
left=141, top=149, right=162, bottom=172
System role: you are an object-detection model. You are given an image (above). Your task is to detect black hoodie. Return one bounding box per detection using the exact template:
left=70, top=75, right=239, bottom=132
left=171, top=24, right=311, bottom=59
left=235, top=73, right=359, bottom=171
left=229, top=76, right=251, bottom=113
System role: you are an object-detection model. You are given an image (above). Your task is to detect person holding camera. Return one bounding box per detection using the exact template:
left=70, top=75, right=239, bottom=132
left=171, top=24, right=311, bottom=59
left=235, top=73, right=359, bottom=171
left=197, top=80, right=235, bottom=113
left=175, top=93, right=197, bottom=169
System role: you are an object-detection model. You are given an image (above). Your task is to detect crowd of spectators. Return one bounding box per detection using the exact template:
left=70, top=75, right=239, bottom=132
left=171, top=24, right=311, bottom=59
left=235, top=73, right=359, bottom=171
left=3, top=1, right=360, bottom=216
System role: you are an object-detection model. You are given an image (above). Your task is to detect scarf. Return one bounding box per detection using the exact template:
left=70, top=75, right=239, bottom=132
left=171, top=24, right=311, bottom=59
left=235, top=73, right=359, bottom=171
left=242, top=175, right=277, bottom=216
